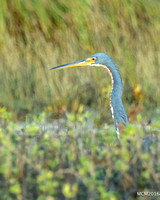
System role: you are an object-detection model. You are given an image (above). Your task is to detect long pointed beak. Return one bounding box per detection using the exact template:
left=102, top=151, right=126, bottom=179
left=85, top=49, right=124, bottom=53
left=50, top=58, right=93, bottom=70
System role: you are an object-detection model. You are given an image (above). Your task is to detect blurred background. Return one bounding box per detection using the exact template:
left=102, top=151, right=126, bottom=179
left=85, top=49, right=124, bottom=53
left=0, top=1, right=160, bottom=199
left=0, top=0, right=160, bottom=119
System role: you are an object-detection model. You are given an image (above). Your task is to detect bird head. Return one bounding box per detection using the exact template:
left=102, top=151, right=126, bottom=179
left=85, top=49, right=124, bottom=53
left=50, top=53, right=112, bottom=70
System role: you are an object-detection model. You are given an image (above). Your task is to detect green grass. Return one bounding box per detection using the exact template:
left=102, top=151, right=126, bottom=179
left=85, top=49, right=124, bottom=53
left=0, top=107, right=159, bottom=200
left=0, top=0, right=160, bottom=112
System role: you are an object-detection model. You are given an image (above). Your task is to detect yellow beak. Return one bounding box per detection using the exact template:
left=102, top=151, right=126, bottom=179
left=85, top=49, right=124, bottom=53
left=50, top=58, right=95, bottom=70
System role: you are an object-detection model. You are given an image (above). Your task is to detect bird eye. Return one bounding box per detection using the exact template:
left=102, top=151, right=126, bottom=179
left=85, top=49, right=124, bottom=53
left=92, top=58, right=96, bottom=61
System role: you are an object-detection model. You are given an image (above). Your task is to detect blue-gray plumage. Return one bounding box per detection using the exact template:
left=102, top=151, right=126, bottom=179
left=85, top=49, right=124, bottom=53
left=50, top=53, right=128, bottom=137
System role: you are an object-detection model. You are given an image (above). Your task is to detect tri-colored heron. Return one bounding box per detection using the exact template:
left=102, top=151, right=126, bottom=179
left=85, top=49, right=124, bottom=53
left=50, top=53, right=128, bottom=138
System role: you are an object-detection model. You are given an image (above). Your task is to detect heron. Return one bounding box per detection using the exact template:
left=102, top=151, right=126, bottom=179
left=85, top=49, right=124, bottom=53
left=50, top=53, right=128, bottom=138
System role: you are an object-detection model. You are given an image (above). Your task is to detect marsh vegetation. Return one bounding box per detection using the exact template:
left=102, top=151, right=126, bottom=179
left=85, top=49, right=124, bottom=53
left=0, top=0, right=160, bottom=199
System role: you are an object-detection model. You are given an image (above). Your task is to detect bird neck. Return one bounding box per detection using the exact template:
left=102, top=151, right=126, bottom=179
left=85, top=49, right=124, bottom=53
left=100, top=64, right=123, bottom=96
left=100, top=63, right=128, bottom=136
left=110, top=69, right=123, bottom=97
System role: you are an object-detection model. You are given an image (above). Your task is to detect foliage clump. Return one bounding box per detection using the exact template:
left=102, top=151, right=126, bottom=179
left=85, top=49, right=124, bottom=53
left=0, top=107, right=159, bottom=200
